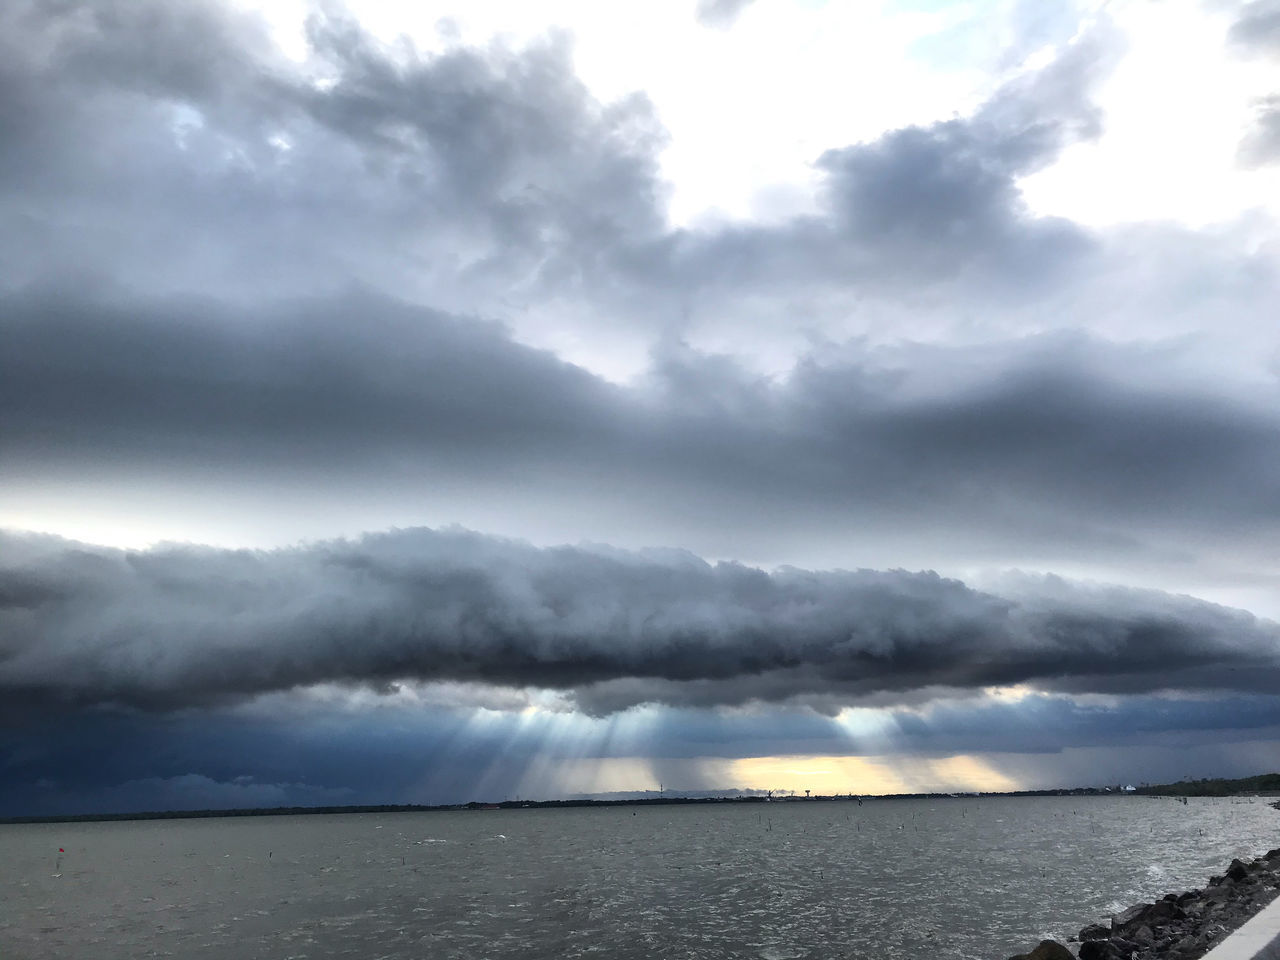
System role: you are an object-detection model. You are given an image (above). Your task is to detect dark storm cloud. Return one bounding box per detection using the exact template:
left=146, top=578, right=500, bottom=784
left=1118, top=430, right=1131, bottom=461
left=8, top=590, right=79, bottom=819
left=6, top=679, right=1280, bottom=814
left=0, top=0, right=667, bottom=305
left=2, top=0, right=1265, bottom=361
left=2, top=526, right=1278, bottom=720
left=0, top=0, right=1127, bottom=320
left=0, top=705, right=462, bottom=814
left=883, top=694, right=1280, bottom=756
left=0, top=287, right=619, bottom=469
left=5, top=286, right=1280, bottom=559
left=290, top=11, right=669, bottom=268
left=7, top=0, right=1260, bottom=415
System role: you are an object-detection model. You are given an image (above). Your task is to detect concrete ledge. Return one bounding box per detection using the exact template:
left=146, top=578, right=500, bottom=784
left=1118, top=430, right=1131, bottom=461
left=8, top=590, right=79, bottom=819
left=1202, top=896, right=1280, bottom=960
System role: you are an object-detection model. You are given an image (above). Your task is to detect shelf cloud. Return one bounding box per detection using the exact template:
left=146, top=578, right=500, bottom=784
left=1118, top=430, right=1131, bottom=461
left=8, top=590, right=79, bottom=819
left=4, top=528, right=1278, bottom=720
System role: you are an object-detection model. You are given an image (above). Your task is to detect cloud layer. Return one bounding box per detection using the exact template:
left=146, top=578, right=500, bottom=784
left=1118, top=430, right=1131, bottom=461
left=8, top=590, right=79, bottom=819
left=3, top=527, right=1278, bottom=720
left=5, top=285, right=1280, bottom=587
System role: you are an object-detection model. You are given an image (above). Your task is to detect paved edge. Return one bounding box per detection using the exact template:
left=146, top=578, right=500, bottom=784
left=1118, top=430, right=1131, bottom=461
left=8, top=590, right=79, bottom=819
left=1202, top=896, right=1280, bottom=960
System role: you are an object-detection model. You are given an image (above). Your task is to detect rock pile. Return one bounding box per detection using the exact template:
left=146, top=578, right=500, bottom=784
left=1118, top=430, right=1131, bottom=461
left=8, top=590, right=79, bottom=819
left=1007, top=845, right=1280, bottom=960
left=1009, top=941, right=1075, bottom=960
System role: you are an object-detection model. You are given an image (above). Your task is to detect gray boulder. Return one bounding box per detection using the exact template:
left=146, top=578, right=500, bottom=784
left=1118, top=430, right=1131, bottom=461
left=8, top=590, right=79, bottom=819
left=1138, top=900, right=1187, bottom=927
left=1079, top=939, right=1127, bottom=960
left=1169, top=934, right=1203, bottom=958
left=1111, top=904, right=1150, bottom=930
left=1079, top=923, right=1110, bottom=942
left=1008, top=940, right=1076, bottom=960
left=1080, top=942, right=1131, bottom=960
left=1128, top=925, right=1154, bottom=946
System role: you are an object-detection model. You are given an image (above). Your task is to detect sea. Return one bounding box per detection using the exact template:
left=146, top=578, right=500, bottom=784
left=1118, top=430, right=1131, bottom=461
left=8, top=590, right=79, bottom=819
left=1, top=796, right=1276, bottom=960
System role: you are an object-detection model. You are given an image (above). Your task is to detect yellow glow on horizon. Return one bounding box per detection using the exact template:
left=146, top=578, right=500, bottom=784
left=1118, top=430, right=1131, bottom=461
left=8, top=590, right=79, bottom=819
left=729, top=755, right=913, bottom=795
left=728, top=753, right=1022, bottom=795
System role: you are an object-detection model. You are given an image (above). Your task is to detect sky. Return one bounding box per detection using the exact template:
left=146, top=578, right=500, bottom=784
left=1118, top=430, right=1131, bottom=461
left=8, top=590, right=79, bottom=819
left=2, top=0, right=1280, bottom=815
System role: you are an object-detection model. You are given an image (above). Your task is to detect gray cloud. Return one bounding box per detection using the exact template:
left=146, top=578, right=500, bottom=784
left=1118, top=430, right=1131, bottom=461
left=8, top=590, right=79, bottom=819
left=657, top=24, right=1115, bottom=300
left=4, top=0, right=1272, bottom=389
left=1229, top=1, right=1280, bottom=56
left=1230, top=2, right=1280, bottom=166
left=0, top=0, right=1139, bottom=335
left=5, top=285, right=1280, bottom=583
left=291, top=11, right=669, bottom=279
left=2, top=527, right=1278, bottom=720
left=0, top=286, right=619, bottom=470
left=695, top=0, right=758, bottom=29
left=0, top=0, right=667, bottom=314
left=1240, top=96, right=1280, bottom=166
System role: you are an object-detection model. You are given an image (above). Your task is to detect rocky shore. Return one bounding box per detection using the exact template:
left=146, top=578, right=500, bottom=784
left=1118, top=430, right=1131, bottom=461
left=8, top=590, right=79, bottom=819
left=1008, top=802, right=1280, bottom=960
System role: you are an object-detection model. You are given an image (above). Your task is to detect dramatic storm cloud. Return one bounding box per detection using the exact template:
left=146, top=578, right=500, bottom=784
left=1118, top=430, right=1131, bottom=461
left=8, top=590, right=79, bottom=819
left=6, top=285, right=1280, bottom=601
left=4, top=528, right=1279, bottom=718
left=0, top=0, right=668, bottom=316
left=3, top=0, right=1280, bottom=811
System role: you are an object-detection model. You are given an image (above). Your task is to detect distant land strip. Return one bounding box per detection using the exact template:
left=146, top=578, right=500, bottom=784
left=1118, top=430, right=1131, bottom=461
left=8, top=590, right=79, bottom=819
left=4, top=774, right=1279, bottom=825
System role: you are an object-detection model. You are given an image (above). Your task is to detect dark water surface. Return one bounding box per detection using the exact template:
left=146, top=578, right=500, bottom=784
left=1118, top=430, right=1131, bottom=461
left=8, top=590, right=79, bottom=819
left=2, top=796, right=1276, bottom=959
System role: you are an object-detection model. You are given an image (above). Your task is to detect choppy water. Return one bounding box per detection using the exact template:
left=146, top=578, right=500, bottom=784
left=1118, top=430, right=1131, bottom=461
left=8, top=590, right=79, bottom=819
left=1, top=796, right=1276, bottom=960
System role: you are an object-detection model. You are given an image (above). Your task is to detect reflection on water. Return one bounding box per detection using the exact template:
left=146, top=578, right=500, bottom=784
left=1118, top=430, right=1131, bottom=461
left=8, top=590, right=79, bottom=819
left=1, top=796, right=1275, bottom=960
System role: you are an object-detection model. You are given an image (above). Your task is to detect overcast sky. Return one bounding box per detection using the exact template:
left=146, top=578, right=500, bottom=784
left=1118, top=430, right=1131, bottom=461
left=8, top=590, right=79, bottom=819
left=3, top=0, right=1280, bottom=814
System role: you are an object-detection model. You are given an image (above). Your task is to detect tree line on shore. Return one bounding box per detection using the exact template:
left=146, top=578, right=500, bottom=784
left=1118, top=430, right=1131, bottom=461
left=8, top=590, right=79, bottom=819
left=6, top=773, right=1278, bottom=825
left=1135, top=773, right=1280, bottom=797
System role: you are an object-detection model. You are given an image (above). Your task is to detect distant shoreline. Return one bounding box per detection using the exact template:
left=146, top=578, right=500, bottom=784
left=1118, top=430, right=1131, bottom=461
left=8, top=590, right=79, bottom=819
left=6, top=783, right=1274, bottom=826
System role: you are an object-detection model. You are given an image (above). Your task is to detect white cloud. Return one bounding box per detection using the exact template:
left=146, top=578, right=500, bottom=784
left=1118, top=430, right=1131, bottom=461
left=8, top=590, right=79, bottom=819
left=1021, top=0, right=1280, bottom=226
left=249, top=0, right=1280, bottom=230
